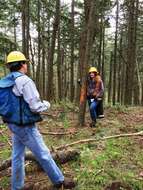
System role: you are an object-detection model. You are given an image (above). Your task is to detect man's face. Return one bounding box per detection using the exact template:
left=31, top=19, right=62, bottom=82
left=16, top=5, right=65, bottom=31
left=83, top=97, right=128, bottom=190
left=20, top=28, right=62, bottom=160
left=89, top=72, right=96, bottom=78
left=22, top=62, right=28, bottom=74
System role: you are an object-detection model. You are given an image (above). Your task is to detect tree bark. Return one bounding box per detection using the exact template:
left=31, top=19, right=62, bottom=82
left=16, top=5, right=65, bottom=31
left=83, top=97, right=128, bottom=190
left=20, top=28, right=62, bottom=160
left=133, top=0, right=141, bottom=105
left=70, top=0, right=75, bottom=102
left=134, top=61, right=142, bottom=105
left=98, top=14, right=103, bottom=73
left=141, top=82, right=143, bottom=105
left=108, top=51, right=113, bottom=103
left=21, top=0, right=30, bottom=75
left=29, top=34, right=35, bottom=80
left=117, top=35, right=122, bottom=103
left=78, top=0, right=96, bottom=126
left=112, top=0, right=119, bottom=105
left=124, top=0, right=136, bottom=105
left=101, top=26, right=105, bottom=84
left=21, top=0, right=26, bottom=54
left=42, top=38, right=46, bottom=99
left=57, top=1, right=62, bottom=101
left=47, top=0, right=60, bottom=100
left=36, top=0, right=41, bottom=91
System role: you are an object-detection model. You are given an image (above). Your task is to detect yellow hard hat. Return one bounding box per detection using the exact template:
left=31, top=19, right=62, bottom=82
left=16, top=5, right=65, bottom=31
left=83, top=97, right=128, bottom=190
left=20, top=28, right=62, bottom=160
left=89, top=67, right=98, bottom=73
left=6, top=51, right=27, bottom=64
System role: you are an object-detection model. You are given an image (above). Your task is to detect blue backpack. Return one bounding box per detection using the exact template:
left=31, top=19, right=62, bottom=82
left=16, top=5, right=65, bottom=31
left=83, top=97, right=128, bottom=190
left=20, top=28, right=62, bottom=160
left=0, top=72, right=42, bottom=125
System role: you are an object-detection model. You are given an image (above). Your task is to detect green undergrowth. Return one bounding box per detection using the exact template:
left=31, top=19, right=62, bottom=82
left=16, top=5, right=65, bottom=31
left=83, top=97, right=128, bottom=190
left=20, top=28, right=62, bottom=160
left=0, top=177, right=10, bottom=189
left=0, top=105, right=143, bottom=189
left=0, top=125, right=11, bottom=189
left=0, top=125, right=11, bottom=160
left=71, top=137, right=143, bottom=189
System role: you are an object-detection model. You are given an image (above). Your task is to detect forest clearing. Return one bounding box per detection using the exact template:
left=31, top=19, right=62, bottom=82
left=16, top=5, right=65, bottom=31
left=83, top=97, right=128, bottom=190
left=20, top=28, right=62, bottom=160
left=0, top=103, right=143, bottom=190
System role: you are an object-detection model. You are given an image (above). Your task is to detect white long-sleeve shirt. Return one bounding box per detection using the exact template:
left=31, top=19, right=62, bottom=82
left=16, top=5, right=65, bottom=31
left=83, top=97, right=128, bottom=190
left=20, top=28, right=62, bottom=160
left=12, top=75, right=50, bottom=113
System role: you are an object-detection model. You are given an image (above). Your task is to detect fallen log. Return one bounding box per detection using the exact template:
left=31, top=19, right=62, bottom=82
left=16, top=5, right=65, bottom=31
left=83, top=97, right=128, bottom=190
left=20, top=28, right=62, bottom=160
left=0, top=149, right=80, bottom=171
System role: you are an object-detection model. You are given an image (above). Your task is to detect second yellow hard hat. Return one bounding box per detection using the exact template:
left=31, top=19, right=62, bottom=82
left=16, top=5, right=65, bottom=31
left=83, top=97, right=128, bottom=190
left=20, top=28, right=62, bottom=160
left=89, top=67, right=98, bottom=73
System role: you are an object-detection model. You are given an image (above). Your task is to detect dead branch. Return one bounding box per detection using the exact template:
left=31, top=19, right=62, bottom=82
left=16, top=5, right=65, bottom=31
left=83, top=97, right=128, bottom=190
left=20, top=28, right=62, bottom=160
left=0, top=149, right=79, bottom=171
left=40, top=112, right=58, bottom=119
left=40, top=131, right=77, bottom=136
left=94, top=169, right=104, bottom=177
left=56, top=131, right=143, bottom=150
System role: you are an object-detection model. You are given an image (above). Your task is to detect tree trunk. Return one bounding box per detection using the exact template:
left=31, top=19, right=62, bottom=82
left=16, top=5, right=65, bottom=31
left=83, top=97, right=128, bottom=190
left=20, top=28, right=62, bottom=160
left=36, top=0, right=41, bottom=91
left=42, top=38, right=46, bottom=99
left=133, top=0, right=140, bottom=105
left=141, top=82, right=143, bottom=106
left=47, top=0, right=60, bottom=100
left=45, top=19, right=51, bottom=100
left=98, top=15, right=103, bottom=73
left=101, top=26, right=105, bottom=84
left=75, top=0, right=91, bottom=105
left=121, top=59, right=126, bottom=105
left=75, top=30, right=87, bottom=104
left=117, top=35, right=122, bottom=103
left=21, top=0, right=26, bottom=54
left=70, top=0, right=75, bottom=102
left=13, top=13, right=17, bottom=48
left=78, top=0, right=96, bottom=126
left=29, top=34, right=35, bottom=80
left=57, top=9, right=62, bottom=101
left=21, top=0, right=30, bottom=75
left=124, top=0, right=136, bottom=105
left=108, top=51, right=113, bottom=103
left=134, top=61, right=142, bottom=105
left=112, top=0, right=119, bottom=105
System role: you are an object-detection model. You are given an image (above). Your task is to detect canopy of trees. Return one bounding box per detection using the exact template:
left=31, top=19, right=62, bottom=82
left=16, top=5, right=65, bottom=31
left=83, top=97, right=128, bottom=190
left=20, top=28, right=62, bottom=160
left=0, top=0, right=143, bottom=124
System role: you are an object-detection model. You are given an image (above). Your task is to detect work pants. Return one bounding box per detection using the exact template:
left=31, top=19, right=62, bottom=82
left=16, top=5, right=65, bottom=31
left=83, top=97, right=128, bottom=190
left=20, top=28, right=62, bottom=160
left=8, top=123, right=64, bottom=190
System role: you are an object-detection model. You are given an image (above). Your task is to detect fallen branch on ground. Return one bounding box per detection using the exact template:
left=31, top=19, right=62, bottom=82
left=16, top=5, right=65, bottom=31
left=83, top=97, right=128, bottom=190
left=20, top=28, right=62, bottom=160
left=94, top=169, right=104, bottom=177
left=40, top=130, right=77, bottom=136
left=0, top=149, right=79, bottom=171
left=40, top=112, right=58, bottom=119
left=56, top=131, right=143, bottom=150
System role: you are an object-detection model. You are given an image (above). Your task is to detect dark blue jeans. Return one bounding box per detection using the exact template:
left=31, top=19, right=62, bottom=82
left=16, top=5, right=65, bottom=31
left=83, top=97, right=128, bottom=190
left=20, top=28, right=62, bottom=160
left=88, top=99, right=99, bottom=122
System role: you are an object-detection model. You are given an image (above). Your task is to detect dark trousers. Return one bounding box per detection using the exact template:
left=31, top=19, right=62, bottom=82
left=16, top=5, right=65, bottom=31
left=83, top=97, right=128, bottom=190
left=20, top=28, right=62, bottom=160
left=96, top=99, right=104, bottom=117
left=88, top=98, right=104, bottom=121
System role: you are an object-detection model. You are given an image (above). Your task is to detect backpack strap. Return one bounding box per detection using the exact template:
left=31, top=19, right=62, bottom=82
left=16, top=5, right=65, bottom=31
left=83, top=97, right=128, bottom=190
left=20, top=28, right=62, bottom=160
left=0, top=72, right=24, bottom=88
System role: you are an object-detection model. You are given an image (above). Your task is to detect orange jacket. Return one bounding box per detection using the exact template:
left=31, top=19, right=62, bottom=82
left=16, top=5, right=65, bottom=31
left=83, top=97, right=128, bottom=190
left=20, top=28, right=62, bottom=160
left=87, top=75, right=104, bottom=99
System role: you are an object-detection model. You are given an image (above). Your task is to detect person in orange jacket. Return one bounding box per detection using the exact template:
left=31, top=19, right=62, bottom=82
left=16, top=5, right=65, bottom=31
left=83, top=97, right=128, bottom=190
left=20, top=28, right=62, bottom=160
left=87, top=67, right=104, bottom=127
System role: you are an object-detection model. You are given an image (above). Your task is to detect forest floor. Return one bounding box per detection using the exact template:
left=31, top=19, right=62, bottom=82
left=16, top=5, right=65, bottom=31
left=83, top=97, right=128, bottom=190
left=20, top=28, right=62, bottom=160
left=0, top=103, right=143, bottom=190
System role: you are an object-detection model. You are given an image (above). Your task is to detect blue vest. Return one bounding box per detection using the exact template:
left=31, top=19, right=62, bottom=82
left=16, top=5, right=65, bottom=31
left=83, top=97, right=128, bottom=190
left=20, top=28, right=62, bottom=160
left=0, top=72, right=42, bottom=125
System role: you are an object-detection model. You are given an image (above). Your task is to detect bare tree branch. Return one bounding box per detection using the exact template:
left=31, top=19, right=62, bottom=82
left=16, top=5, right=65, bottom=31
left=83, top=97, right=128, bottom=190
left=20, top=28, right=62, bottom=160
left=56, top=131, right=143, bottom=150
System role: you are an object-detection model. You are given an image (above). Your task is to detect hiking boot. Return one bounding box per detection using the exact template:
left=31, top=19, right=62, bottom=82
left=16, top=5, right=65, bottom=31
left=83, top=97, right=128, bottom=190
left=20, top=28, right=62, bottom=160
left=89, top=120, right=96, bottom=128
left=51, top=178, right=76, bottom=189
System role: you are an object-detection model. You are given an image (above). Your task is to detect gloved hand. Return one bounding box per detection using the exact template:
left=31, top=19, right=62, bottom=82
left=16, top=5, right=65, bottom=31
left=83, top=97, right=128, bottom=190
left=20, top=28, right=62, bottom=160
left=90, top=98, right=94, bottom=103
left=43, top=100, right=51, bottom=109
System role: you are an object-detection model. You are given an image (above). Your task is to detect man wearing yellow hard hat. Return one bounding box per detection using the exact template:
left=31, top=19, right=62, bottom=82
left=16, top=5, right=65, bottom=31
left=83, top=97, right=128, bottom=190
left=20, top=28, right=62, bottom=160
left=87, top=67, right=104, bottom=127
left=0, top=51, right=75, bottom=189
